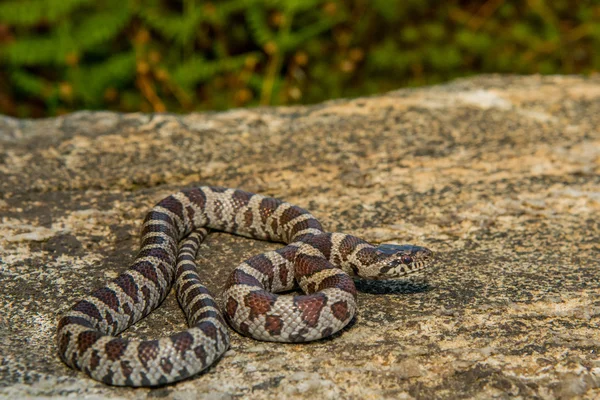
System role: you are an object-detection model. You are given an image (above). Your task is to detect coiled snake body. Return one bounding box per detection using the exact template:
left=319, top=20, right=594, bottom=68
left=57, top=187, right=433, bottom=386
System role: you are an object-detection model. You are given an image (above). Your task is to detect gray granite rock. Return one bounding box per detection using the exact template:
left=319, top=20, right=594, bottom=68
left=1, top=75, right=599, bottom=399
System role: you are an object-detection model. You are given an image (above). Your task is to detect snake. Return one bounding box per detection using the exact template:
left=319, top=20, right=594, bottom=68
left=57, top=186, right=433, bottom=386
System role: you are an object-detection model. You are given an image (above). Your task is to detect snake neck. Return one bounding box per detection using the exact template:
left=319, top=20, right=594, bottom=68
left=295, top=232, right=380, bottom=278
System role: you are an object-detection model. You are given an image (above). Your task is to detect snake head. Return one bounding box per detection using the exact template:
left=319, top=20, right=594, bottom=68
left=366, top=244, right=433, bottom=279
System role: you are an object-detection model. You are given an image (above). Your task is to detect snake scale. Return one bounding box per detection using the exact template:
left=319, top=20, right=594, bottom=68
left=57, top=186, right=433, bottom=386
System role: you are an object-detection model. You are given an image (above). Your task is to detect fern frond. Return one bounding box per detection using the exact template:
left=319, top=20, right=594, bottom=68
left=171, top=53, right=260, bottom=89
left=246, top=7, right=273, bottom=46
left=2, top=34, right=76, bottom=66
left=10, top=69, right=47, bottom=95
left=172, top=53, right=260, bottom=88
left=280, top=0, right=322, bottom=13
left=68, top=51, right=136, bottom=105
left=137, top=7, right=203, bottom=46
left=278, top=17, right=339, bottom=52
left=212, top=0, right=251, bottom=23
left=0, top=0, right=92, bottom=26
left=74, top=9, right=131, bottom=50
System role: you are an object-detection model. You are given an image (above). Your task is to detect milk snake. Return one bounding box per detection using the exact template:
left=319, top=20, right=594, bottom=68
left=57, top=186, right=433, bottom=386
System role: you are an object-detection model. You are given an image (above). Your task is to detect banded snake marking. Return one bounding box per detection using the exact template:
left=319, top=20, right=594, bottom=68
left=57, top=186, right=433, bottom=386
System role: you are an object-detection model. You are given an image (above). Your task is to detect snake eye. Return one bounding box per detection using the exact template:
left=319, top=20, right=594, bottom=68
left=401, top=255, right=413, bottom=264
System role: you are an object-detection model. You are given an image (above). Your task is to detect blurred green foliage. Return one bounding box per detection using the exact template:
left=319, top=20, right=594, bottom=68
left=0, top=0, right=598, bottom=117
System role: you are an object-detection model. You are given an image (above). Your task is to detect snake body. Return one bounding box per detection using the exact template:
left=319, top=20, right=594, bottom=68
left=57, top=187, right=432, bottom=386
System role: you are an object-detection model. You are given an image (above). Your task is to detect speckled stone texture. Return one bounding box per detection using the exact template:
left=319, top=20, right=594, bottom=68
left=1, top=75, right=599, bottom=399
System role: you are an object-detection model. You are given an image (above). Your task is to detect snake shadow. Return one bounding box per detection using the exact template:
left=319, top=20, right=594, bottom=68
left=319, top=277, right=433, bottom=342
left=353, top=277, right=432, bottom=295
left=318, top=278, right=432, bottom=342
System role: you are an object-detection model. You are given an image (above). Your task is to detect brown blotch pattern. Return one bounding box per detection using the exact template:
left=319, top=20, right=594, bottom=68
left=138, top=341, right=160, bottom=368
left=104, top=311, right=114, bottom=333
left=77, top=330, right=102, bottom=355
left=199, top=321, right=219, bottom=341
left=355, top=247, right=378, bottom=265
left=317, top=274, right=357, bottom=296
left=259, top=198, right=279, bottom=224
left=104, top=339, right=127, bottom=362
left=89, top=349, right=101, bottom=371
left=264, top=315, right=283, bottom=335
left=185, top=205, right=196, bottom=223
left=57, top=315, right=93, bottom=332
left=278, top=266, right=289, bottom=287
left=73, top=300, right=102, bottom=321
left=93, top=287, right=120, bottom=311
left=212, top=199, right=225, bottom=223
left=294, top=293, right=327, bottom=327
left=120, top=360, right=133, bottom=380
left=243, top=209, right=254, bottom=228
left=305, top=234, right=333, bottom=259
left=246, top=254, right=275, bottom=286
left=182, top=188, right=206, bottom=210
left=229, top=269, right=263, bottom=287
left=295, top=254, right=332, bottom=278
left=238, top=322, right=250, bottom=336
left=280, top=206, right=307, bottom=226
left=330, top=300, right=350, bottom=321
left=270, top=218, right=281, bottom=239
left=114, top=274, right=139, bottom=302
left=289, top=218, right=323, bottom=240
left=226, top=297, right=238, bottom=317
left=131, top=261, right=160, bottom=287
left=171, top=331, right=194, bottom=355
left=160, top=357, right=173, bottom=374
left=338, top=235, right=363, bottom=261
left=244, top=291, right=276, bottom=320
left=194, top=345, right=208, bottom=366
left=231, top=189, right=254, bottom=210
left=141, top=286, right=153, bottom=314
left=158, top=195, right=184, bottom=220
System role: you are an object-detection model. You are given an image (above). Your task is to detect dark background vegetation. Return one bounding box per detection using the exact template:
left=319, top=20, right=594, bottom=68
left=0, top=0, right=598, bottom=118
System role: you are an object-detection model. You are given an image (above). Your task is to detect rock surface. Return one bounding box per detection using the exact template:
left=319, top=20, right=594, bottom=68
left=1, top=75, right=599, bottom=399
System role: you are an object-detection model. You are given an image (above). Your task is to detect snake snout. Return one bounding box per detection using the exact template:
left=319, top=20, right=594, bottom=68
left=418, top=246, right=433, bottom=260
left=370, top=243, right=434, bottom=279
